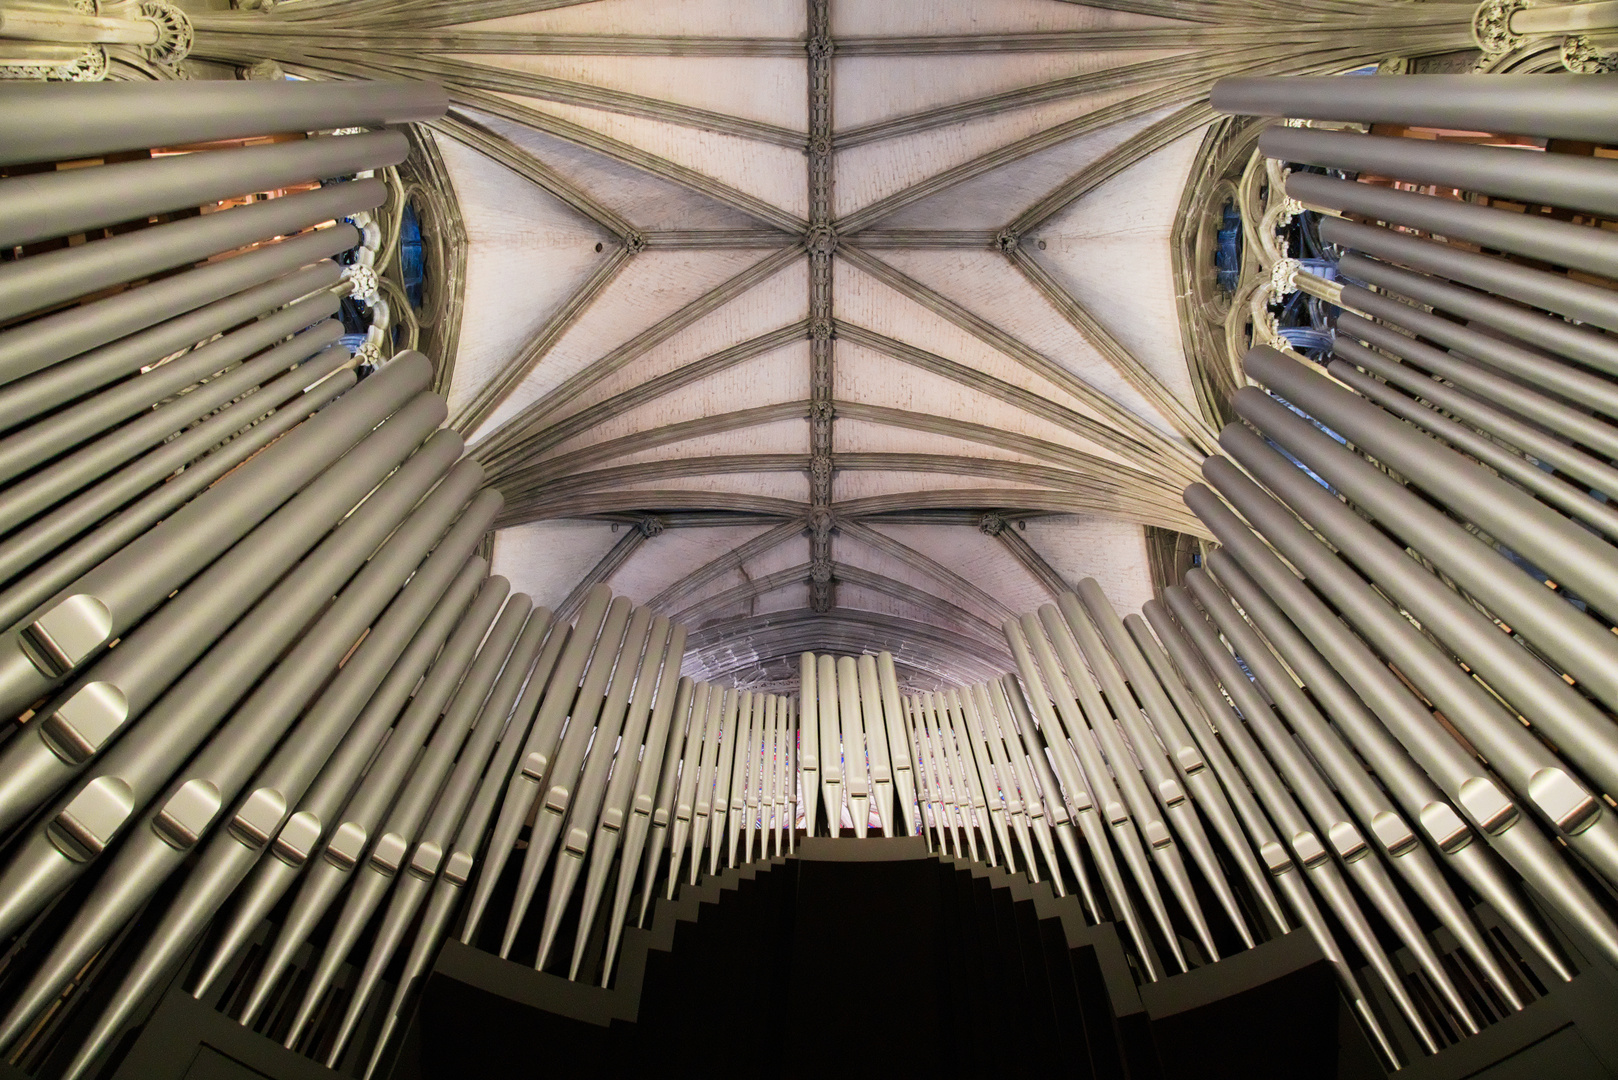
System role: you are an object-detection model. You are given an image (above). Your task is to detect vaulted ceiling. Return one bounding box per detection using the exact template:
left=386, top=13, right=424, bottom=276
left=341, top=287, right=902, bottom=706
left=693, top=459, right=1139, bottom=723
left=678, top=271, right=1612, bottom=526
left=188, top=0, right=1467, bottom=691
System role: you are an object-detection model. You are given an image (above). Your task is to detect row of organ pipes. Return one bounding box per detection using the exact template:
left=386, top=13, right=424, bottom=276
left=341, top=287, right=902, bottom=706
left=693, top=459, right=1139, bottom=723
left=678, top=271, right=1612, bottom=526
left=2, top=71, right=1618, bottom=1080
left=0, top=77, right=804, bottom=1080
left=783, top=79, right=1618, bottom=1063
left=797, top=576, right=1612, bottom=1069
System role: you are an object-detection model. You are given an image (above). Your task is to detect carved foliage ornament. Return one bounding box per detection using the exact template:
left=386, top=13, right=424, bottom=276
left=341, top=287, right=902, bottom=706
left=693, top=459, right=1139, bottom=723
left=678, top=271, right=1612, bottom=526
left=806, top=224, right=837, bottom=257
left=139, top=1, right=191, bottom=65
left=0, top=45, right=106, bottom=81
left=1472, top=0, right=1529, bottom=55
left=1563, top=34, right=1618, bottom=72
left=0, top=0, right=191, bottom=79
left=1471, top=0, right=1618, bottom=71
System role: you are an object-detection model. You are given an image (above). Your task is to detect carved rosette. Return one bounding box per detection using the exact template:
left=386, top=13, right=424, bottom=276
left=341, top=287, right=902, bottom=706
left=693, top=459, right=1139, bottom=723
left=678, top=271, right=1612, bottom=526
left=139, top=1, right=192, bottom=65
left=1472, top=0, right=1528, bottom=55
left=806, top=223, right=837, bottom=257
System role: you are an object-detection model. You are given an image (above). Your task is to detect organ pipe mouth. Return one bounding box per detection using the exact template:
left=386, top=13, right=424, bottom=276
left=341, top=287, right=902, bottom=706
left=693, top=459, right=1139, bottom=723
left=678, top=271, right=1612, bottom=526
left=39, top=681, right=128, bottom=764
left=21, top=593, right=113, bottom=677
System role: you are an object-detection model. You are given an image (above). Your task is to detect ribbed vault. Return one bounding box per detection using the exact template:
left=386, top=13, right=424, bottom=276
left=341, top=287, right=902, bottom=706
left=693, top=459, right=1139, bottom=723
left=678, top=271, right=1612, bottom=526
left=185, top=0, right=1477, bottom=690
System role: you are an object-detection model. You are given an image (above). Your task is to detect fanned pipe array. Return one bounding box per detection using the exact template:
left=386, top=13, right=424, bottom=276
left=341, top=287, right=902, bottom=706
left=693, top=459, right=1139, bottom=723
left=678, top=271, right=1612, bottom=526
left=1109, top=71, right=1618, bottom=1067
left=902, top=669, right=1098, bottom=920
left=926, top=75, right=1618, bottom=1066
left=453, top=586, right=709, bottom=990
left=633, top=672, right=798, bottom=929
left=447, top=637, right=800, bottom=995
left=979, top=570, right=1578, bottom=1071
left=0, top=78, right=542, bottom=1080
left=205, top=581, right=700, bottom=1075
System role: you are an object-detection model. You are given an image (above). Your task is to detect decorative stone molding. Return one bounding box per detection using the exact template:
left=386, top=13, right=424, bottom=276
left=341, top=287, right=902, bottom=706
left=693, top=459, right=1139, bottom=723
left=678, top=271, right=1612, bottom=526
left=1474, top=0, right=1618, bottom=69
left=805, top=223, right=837, bottom=257
left=1472, top=0, right=1529, bottom=55
left=0, top=0, right=190, bottom=79
left=139, top=1, right=191, bottom=65
left=977, top=513, right=1007, bottom=538
left=807, top=0, right=835, bottom=614
left=1268, top=257, right=1300, bottom=299
left=0, top=44, right=106, bottom=80
left=1562, top=34, right=1618, bottom=71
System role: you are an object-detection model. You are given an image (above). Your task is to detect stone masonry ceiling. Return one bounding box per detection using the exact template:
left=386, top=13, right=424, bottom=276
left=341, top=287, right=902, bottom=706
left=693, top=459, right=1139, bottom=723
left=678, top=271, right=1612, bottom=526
left=186, top=0, right=1481, bottom=690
